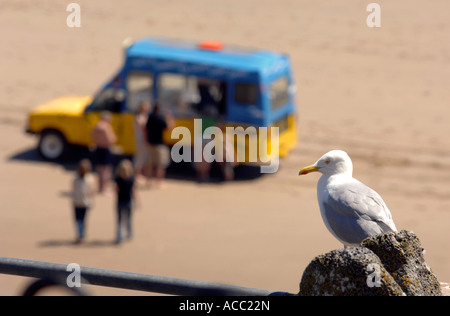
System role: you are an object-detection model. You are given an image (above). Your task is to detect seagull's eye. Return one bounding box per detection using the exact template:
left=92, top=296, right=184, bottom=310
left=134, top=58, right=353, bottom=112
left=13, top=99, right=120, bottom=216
left=325, top=160, right=330, bottom=164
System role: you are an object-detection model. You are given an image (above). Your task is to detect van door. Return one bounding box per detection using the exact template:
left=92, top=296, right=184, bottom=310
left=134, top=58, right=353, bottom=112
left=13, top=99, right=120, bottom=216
left=123, top=71, right=154, bottom=154
left=84, top=86, right=126, bottom=152
left=126, top=71, right=154, bottom=113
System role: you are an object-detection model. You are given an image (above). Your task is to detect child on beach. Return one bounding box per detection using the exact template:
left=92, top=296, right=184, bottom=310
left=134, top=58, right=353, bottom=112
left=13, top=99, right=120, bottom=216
left=114, top=159, right=139, bottom=244
left=72, top=159, right=96, bottom=243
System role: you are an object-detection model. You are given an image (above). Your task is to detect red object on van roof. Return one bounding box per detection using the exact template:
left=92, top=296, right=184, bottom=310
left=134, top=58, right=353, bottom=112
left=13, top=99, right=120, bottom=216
left=198, top=40, right=223, bottom=51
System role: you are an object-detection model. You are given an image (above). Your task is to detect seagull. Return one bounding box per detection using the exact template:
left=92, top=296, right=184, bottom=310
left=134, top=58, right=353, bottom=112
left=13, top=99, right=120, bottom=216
left=299, top=150, right=397, bottom=247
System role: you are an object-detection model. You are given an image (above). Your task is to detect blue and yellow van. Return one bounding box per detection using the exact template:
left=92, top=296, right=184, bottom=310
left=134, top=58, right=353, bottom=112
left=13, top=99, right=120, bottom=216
left=27, top=37, right=297, bottom=162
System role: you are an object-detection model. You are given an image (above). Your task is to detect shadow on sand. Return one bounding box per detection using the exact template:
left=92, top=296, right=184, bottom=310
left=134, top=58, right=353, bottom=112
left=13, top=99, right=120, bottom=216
left=8, top=146, right=265, bottom=183
left=37, top=239, right=120, bottom=248
left=10, top=146, right=265, bottom=249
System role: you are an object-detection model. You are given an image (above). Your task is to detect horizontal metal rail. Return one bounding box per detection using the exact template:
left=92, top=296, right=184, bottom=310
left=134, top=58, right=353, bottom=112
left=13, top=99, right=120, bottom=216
left=0, top=256, right=293, bottom=296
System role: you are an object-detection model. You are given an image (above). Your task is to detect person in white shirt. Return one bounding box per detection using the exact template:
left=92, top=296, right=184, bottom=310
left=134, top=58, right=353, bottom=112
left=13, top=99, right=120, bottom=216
left=72, top=159, right=96, bottom=243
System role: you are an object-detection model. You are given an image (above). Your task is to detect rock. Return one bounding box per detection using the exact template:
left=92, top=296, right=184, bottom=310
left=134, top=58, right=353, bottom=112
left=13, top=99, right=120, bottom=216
left=299, top=247, right=404, bottom=296
left=361, top=230, right=442, bottom=296
left=299, top=230, right=441, bottom=296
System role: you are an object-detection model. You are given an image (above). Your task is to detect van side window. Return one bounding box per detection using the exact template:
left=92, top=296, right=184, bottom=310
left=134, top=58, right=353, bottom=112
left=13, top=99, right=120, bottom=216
left=126, top=72, right=153, bottom=113
left=158, top=73, right=194, bottom=117
left=234, top=83, right=258, bottom=105
left=270, top=76, right=290, bottom=110
left=157, top=73, right=226, bottom=118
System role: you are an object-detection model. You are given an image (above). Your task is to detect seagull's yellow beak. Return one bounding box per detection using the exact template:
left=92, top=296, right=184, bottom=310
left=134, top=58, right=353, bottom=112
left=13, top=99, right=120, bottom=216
left=299, top=165, right=321, bottom=175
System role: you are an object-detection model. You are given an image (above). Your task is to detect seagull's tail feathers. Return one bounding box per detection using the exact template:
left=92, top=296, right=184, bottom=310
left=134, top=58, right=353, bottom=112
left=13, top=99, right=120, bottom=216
left=379, top=220, right=397, bottom=233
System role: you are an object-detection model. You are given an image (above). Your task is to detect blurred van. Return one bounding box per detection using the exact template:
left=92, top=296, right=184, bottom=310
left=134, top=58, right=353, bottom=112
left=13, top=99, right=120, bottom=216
left=26, top=37, right=297, bottom=163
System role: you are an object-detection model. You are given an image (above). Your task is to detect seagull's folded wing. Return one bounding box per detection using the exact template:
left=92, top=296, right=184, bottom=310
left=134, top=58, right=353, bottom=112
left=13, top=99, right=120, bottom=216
left=321, top=180, right=397, bottom=245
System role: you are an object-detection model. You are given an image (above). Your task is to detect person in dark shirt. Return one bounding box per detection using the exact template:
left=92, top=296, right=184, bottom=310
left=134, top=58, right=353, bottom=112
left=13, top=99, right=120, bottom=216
left=145, top=103, right=174, bottom=188
left=114, top=159, right=138, bottom=244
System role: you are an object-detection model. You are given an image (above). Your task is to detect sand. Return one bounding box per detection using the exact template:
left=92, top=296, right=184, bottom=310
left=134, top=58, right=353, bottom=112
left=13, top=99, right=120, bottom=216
left=1, top=0, right=449, bottom=295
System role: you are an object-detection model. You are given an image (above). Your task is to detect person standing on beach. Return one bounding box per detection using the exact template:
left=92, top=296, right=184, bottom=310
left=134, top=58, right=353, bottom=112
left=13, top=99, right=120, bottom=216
left=90, top=111, right=117, bottom=193
left=133, top=102, right=150, bottom=184
left=114, top=159, right=139, bottom=244
left=145, top=103, right=174, bottom=188
left=72, top=159, right=96, bottom=243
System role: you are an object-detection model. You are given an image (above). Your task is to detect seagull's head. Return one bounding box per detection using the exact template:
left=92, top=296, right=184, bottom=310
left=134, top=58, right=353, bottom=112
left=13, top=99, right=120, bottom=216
left=299, top=150, right=353, bottom=177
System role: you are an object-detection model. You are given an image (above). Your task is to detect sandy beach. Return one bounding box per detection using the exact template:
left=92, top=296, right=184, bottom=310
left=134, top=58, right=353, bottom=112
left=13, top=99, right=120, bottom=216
left=1, top=0, right=449, bottom=295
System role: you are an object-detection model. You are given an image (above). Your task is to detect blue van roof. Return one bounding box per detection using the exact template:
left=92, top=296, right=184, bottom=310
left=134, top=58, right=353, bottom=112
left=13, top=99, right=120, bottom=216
left=126, top=37, right=289, bottom=76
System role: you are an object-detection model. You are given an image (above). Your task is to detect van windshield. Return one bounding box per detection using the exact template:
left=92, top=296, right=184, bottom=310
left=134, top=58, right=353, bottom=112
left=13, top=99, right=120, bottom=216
left=270, top=76, right=290, bottom=110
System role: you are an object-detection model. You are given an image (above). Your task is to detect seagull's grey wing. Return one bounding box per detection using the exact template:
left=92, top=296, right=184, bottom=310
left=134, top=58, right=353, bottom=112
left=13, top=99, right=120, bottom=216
left=321, top=181, right=397, bottom=245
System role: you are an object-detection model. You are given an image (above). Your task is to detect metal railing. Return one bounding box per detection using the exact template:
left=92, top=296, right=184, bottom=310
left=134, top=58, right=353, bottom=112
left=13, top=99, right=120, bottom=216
left=0, top=256, right=294, bottom=296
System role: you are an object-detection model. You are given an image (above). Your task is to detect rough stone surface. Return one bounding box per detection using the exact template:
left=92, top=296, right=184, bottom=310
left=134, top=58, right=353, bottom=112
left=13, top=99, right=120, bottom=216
left=299, top=230, right=442, bottom=296
left=361, top=230, right=442, bottom=296
left=299, top=247, right=404, bottom=296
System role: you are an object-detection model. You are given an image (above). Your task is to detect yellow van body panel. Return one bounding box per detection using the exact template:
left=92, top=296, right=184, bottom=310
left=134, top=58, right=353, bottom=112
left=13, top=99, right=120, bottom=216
left=28, top=96, right=93, bottom=146
left=164, top=114, right=297, bottom=164
left=28, top=96, right=137, bottom=155
left=28, top=97, right=296, bottom=162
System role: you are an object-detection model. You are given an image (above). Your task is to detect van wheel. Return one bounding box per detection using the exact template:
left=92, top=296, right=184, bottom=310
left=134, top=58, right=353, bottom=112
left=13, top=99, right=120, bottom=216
left=38, top=130, right=68, bottom=161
